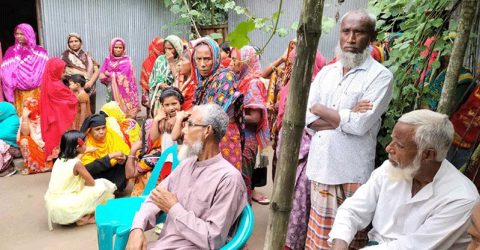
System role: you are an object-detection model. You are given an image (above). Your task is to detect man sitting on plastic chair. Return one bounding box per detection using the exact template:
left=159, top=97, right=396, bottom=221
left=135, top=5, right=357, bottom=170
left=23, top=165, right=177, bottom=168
left=127, top=104, right=247, bottom=249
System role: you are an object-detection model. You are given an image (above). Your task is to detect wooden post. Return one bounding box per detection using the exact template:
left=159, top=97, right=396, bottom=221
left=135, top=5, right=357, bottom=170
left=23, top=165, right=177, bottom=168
left=437, top=0, right=478, bottom=115
left=263, top=0, right=325, bottom=249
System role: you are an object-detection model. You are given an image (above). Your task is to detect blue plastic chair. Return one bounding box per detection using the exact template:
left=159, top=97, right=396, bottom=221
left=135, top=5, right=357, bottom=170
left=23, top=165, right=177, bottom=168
left=95, top=144, right=179, bottom=250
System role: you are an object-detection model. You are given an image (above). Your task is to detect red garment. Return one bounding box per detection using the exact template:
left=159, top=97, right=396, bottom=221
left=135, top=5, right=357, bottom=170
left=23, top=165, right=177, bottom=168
left=40, top=58, right=78, bottom=159
left=450, top=85, right=480, bottom=148
left=140, top=37, right=164, bottom=91
left=221, top=57, right=231, bottom=68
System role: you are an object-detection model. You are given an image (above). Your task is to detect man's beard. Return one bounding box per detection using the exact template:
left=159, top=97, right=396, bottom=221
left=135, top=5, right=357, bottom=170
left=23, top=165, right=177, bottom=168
left=178, top=139, right=204, bottom=160
left=335, top=45, right=370, bottom=69
left=386, top=153, right=422, bottom=182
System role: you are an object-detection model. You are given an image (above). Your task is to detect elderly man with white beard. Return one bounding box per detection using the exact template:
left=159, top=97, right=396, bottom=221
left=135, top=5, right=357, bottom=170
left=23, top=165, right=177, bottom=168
left=126, top=103, right=247, bottom=250
left=329, top=110, right=480, bottom=250
left=304, top=9, right=393, bottom=249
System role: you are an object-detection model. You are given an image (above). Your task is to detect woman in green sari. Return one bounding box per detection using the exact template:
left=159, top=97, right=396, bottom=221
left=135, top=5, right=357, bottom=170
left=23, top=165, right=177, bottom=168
left=147, top=35, right=183, bottom=117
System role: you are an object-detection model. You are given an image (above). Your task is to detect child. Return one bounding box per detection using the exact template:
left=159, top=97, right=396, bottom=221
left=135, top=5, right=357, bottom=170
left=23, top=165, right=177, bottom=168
left=44, top=130, right=116, bottom=226
left=126, top=87, right=185, bottom=196
left=68, top=74, right=92, bottom=130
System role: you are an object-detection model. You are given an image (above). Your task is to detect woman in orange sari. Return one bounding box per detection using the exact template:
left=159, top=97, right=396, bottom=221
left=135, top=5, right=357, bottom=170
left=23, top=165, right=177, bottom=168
left=17, top=98, right=55, bottom=174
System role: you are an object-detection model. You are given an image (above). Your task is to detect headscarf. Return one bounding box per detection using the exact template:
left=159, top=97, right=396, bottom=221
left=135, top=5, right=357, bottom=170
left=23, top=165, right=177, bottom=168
left=100, top=101, right=140, bottom=144
left=164, top=35, right=184, bottom=57
left=175, top=49, right=196, bottom=110
left=0, top=102, right=19, bottom=147
left=40, top=58, right=78, bottom=159
left=141, top=37, right=164, bottom=91
left=100, top=37, right=139, bottom=116
left=191, top=37, right=221, bottom=86
left=80, top=114, right=130, bottom=166
left=1, top=23, right=48, bottom=102
left=232, top=45, right=262, bottom=93
left=61, top=33, right=97, bottom=80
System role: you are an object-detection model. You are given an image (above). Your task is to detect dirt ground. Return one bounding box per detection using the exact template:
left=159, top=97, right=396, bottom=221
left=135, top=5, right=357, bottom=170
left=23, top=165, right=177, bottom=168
left=0, top=152, right=274, bottom=250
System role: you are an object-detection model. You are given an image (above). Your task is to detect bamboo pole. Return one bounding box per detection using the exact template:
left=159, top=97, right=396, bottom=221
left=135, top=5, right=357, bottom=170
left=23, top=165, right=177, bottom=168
left=437, top=0, right=478, bottom=115
left=263, top=0, right=325, bottom=249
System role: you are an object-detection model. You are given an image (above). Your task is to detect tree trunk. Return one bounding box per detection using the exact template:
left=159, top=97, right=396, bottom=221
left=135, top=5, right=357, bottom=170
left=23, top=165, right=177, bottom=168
left=263, top=0, right=325, bottom=249
left=437, top=0, right=478, bottom=115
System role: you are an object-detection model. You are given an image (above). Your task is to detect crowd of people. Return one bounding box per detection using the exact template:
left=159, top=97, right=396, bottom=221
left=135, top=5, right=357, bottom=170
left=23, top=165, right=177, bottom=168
left=1, top=8, right=480, bottom=250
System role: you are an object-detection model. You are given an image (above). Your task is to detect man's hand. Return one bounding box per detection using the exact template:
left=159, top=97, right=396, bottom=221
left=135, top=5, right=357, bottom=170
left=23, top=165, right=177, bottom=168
left=330, top=239, right=349, bottom=250
left=151, top=186, right=178, bottom=213
left=126, top=228, right=147, bottom=250
left=352, top=100, right=373, bottom=113
left=310, top=103, right=324, bottom=117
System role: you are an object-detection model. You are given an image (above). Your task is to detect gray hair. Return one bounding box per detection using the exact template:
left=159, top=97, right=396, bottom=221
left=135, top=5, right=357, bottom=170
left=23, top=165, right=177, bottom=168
left=200, top=103, right=229, bottom=143
left=340, top=9, right=377, bottom=33
left=398, top=109, right=454, bottom=161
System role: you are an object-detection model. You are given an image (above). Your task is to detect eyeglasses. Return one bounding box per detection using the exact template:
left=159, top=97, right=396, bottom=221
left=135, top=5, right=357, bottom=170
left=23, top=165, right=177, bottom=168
left=186, top=120, right=209, bottom=128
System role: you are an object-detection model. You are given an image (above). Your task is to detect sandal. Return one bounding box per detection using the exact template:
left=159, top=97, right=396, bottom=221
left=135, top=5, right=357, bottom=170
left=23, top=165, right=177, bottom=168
left=252, top=193, right=270, bottom=205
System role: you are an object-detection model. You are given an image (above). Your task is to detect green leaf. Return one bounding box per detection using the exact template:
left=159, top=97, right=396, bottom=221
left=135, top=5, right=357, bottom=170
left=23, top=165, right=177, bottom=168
left=277, top=28, right=288, bottom=37
left=290, top=21, right=299, bottom=31
left=234, top=6, right=246, bottom=15
left=224, top=1, right=235, bottom=9
left=430, top=60, right=441, bottom=70
left=272, top=11, right=283, bottom=21
left=208, top=32, right=223, bottom=40
left=226, top=19, right=256, bottom=48
left=432, top=18, right=442, bottom=28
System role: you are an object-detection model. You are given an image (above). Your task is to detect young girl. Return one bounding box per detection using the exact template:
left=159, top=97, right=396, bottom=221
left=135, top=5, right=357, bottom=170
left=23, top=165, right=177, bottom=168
left=44, top=130, right=116, bottom=226
left=68, top=74, right=92, bottom=130
left=126, top=87, right=184, bottom=196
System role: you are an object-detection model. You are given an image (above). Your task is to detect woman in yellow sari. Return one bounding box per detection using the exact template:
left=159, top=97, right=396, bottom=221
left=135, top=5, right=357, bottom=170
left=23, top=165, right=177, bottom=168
left=80, top=114, right=130, bottom=191
left=100, top=101, right=140, bottom=145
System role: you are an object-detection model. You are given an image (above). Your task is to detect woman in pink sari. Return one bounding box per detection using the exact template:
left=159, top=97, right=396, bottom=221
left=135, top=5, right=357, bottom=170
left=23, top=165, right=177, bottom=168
left=100, top=37, right=139, bottom=118
left=0, top=23, right=48, bottom=114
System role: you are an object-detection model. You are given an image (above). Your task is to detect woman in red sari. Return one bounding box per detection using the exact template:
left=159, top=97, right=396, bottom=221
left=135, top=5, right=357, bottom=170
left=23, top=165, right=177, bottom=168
left=40, top=58, right=78, bottom=161
left=140, top=37, right=164, bottom=115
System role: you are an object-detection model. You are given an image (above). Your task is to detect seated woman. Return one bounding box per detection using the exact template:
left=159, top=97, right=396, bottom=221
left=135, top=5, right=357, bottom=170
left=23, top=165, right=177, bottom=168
left=126, top=87, right=185, bottom=196
left=17, top=98, right=56, bottom=174
left=80, top=114, right=130, bottom=192
left=100, top=101, right=140, bottom=145
left=45, top=130, right=116, bottom=226
left=0, top=102, right=19, bottom=176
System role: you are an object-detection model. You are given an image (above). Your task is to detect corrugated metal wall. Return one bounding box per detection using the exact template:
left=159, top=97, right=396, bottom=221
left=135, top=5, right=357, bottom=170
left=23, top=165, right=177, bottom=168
left=40, top=0, right=367, bottom=111
left=229, top=0, right=368, bottom=66
left=39, top=0, right=188, bottom=112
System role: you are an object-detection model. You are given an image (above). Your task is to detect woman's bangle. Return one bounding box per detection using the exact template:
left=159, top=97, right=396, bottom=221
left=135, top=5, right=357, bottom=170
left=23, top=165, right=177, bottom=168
left=127, top=155, right=138, bottom=160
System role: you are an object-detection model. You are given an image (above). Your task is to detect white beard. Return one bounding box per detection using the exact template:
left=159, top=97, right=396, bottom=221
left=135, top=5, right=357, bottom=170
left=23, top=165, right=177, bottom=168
left=386, top=153, right=422, bottom=182
left=335, top=45, right=370, bottom=69
left=178, top=140, right=204, bottom=161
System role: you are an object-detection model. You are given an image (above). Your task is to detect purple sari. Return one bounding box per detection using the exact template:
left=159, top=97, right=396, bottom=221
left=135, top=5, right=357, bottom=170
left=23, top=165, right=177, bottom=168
left=100, top=37, right=139, bottom=117
left=0, top=23, right=48, bottom=103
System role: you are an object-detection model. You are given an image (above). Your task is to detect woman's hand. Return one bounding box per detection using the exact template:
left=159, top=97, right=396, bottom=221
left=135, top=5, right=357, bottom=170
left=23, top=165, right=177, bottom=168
left=22, top=107, right=30, bottom=118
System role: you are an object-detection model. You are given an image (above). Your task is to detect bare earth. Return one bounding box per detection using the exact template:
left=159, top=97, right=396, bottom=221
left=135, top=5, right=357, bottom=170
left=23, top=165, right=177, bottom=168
left=0, top=151, right=274, bottom=250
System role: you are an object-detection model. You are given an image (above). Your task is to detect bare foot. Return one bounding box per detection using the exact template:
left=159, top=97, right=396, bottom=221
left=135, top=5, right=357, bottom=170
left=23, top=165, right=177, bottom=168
left=76, top=214, right=95, bottom=226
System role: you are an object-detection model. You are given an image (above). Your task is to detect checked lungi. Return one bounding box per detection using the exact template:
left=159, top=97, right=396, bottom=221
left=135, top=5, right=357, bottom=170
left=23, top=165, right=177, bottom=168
left=305, top=182, right=369, bottom=249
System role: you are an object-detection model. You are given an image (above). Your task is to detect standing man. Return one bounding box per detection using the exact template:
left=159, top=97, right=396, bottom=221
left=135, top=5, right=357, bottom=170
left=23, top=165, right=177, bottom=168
left=304, top=9, right=393, bottom=249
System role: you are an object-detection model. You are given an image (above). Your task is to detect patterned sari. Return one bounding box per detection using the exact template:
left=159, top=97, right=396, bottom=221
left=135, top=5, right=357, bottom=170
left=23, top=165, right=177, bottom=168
left=100, top=101, right=141, bottom=146
left=62, top=33, right=99, bottom=113
left=233, top=46, right=270, bottom=198
left=17, top=98, right=56, bottom=174
left=100, top=38, right=139, bottom=117
left=192, top=37, right=243, bottom=171
left=0, top=23, right=48, bottom=114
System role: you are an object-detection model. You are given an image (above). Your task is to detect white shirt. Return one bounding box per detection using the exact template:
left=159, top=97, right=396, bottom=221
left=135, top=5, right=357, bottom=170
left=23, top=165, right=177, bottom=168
left=305, top=56, right=393, bottom=184
left=329, top=160, right=480, bottom=250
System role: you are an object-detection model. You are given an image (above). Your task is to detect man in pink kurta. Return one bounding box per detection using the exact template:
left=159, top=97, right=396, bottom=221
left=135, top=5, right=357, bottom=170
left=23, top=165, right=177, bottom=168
left=127, top=104, right=247, bottom=249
